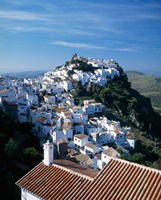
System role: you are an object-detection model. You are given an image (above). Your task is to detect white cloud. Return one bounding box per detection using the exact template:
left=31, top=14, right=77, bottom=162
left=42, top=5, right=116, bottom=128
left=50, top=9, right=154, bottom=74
left=0, top=10, right=47, bottom=21
left=12, top=26, right=51, bottom=32
left=113, top=48, right=138, bottom=53
left=52, top=41, right=104, bottom=49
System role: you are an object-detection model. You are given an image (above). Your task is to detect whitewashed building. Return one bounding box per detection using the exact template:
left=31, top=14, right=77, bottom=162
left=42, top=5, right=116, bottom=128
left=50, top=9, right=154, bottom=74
left=74, top=134, right=88, bottom=148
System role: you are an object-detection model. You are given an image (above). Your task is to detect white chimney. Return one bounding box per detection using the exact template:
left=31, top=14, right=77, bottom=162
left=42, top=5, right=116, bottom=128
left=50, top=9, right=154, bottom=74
left=43, top=140, right=54, bottom=166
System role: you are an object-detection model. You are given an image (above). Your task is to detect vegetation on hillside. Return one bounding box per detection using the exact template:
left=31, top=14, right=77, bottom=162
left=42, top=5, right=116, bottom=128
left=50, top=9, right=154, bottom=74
left=71, top=68, right=161, bottom=137
left=126, top=70, right=161, bottom=115
left=0, top=110, right=43, bottom=200
left=70, top=66, right=161, bottom=169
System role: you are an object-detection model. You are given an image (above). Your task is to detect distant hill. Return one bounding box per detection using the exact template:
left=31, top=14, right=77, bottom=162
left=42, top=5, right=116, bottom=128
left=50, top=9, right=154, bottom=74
left=3, top=70, right=50, bottom=79
left=126, top=70, right=161, bottom=115
left=139, top=70, right=161, bottom=77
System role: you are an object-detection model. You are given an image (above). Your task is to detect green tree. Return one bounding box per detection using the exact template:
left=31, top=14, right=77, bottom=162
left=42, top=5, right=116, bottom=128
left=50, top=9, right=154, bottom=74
left=19, top=122, right=32, bottom=134
left=0, top=133, right=6, bottom=151
left=151, top=158, right=161, bottom=170
left=128, top=153, right=145, bottom=164
left=4, top=138, right=19, bottom=159
left=22, top=147, right=42, bottom=168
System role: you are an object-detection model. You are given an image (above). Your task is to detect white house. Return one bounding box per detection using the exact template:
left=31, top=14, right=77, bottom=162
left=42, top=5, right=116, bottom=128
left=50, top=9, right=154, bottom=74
left=73, top=123, right=84, bottom=134
left=65, top=97, right=75, bottom=106
left=17, top=103, right=29, bottom=122
left=101, top=147, right=120, bottom=164
left=93, top=153, right=104, bottom=170
left=96, top=77, right=107, bottom=86
left=93, top=102, right=103, bottom=113
left=35, top=117, right=47, bottom=136
left=102, top=120, right=121, bottom=132
left=74, top=134, right=88, bottom=148
left=85, top=124, right=102, bottom=135
left=111, top=128, right=126, bottom=146
left=82, top=104, right=95, bottom=115
left=84, top=143, right=100, bottom=155
left=83, top=99, right=95, bottom=106
left=70, top=106, right=83, bottom=114
left=63, top=80, right=73, bottom=91
left=72, top=113, right=88, bottom=124
left=93, top=131, right=113, bottom=145
left=43, top=94, right=56, bottom=104
left=125, top=137, right=136, bottom=149
left=51, top=130, right=67, bottom=143
left=62, top=121, right=73, bottom=139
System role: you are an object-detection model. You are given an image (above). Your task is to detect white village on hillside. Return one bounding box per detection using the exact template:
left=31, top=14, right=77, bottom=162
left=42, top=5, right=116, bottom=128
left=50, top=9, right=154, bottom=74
left=1, top=54, right=161, bottom=200
left=0, top=54, right=135, bottom=170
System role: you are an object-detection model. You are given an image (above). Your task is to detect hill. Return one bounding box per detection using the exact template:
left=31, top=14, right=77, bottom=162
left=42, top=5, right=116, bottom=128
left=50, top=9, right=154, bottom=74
left=1, top=55, right=161, bottom=199
left=56, top=55, right=161, bottom=168
left=126, top=70, right=161, bottom=115
left=57, top=56, right=161, bottom=139
left=2, top=70, right=49, bottom=79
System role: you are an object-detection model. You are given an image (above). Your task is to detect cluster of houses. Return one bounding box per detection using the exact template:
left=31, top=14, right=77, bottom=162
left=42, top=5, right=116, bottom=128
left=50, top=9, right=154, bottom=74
left=0, top=54, right=136, bottom=170
left=13, top=55, right=161, bottom=200
left=43, top=53, right=120, bottom=88
left=16, top=139, right=161, bottom=200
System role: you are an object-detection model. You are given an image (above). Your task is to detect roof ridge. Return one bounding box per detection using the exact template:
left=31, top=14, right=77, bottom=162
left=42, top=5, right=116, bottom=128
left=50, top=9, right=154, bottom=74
left=111, top=158, right=161, bottom=173
left=52, top=163, right=94, bottom=181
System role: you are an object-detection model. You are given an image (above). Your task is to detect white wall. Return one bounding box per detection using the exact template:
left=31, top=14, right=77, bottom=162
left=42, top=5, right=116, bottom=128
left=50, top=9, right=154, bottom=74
left=74, top=135, right=88, bottom=148
left=126, top=138, right=136, bottom=149
left=21, top=189, right=40, bottom=200
left=51, top=130, right=66, bottom=142
left=101, top=152, right=111, bottom=164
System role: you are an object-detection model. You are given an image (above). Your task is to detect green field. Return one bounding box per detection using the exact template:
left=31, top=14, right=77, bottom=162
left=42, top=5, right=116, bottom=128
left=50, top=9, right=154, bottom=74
left=126, top=71, right=161, bottom=115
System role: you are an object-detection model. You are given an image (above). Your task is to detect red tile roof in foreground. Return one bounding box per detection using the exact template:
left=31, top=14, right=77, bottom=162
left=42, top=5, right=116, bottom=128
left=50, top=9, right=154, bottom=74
left=16, top=158, right=161, bottom=200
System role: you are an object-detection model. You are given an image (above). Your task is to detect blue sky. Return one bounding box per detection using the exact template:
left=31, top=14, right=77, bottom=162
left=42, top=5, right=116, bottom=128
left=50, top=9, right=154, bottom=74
left=0, top=0, right=161, bottom=74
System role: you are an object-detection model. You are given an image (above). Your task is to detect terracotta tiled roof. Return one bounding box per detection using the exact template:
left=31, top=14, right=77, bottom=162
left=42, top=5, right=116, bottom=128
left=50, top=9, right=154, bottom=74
left=63, top=121, right=72, bottom=127
left=16, top=161, right=95, bottom=199
left=56, top=139, right=67, bottom=144
left=103, top=147, right=120, bottom=157
left=78, top=159, right=161, bottom=200
left=16, top=158, right=161, bottom=200
left=114, top=128, right=121, bottom=134
left=85, top=143, right=97, bottom=150
left=63, top=111, right=71, bottom=116
left=75, top=153, right=91, bottom=164
left=54, top=159, right=98, bottom=178
left=94, top=153, right=101, bottom=159
left=74, top=134, right=88, bottom=140
left=55, top=107, right=65, bottom=113
left=53, top=115, right=60, bottom=120
left=36, top=117, right=47, bottom=123
left=0, top=89, right=8, bottom=94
